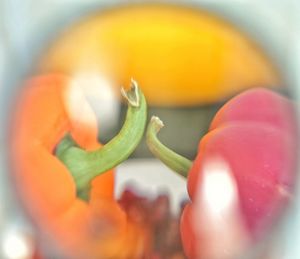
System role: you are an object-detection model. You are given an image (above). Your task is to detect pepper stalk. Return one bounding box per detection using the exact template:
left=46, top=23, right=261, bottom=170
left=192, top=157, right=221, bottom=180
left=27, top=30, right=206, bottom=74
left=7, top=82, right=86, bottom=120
left=146, top=116, right=192, bottom=178
left=56, top=79, right=147, bottom=200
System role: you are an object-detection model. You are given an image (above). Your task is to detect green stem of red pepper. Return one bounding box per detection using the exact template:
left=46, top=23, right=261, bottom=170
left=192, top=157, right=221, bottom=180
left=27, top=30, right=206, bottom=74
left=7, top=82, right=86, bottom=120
left=146, top=116, right=192, bottom=178
left=56, top=80, right=147, bottom=200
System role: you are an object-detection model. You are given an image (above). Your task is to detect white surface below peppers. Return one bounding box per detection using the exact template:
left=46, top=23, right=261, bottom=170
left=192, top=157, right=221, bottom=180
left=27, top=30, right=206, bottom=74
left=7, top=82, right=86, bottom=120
left=116, top=159, right=188, bottom=214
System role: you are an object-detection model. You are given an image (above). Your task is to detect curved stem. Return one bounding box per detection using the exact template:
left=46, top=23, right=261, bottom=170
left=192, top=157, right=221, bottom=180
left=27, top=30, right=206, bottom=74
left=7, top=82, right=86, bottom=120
left=146, top=116, right=192, bottom=178
left=56, top=79, right=147, bottom=200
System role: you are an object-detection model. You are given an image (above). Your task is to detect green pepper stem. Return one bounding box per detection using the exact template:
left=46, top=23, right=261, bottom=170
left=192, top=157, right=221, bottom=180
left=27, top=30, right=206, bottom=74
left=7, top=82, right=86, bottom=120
left=146, top=116, right=192, bottom=178
left=56, top=79, right=147, bottom=200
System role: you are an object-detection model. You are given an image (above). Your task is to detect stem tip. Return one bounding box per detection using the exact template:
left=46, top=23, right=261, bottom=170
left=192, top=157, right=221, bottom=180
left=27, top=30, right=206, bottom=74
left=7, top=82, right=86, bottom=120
left=121, top=79, right=140, bottom=107
left=150, top=116, right=165, bottom=134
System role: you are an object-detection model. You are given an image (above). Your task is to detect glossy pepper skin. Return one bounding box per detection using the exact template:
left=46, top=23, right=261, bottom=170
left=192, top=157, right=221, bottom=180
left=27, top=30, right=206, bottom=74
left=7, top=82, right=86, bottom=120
left=183, top=88, right=297, bottom=258
left=147, top=88, right=297, bottom=259
left=11, top=75, right=149, bottom=258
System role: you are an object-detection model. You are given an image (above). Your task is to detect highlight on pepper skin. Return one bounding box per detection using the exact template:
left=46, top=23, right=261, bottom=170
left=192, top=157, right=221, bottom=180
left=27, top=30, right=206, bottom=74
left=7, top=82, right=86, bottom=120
left=182, top=157, right=250, bottom=259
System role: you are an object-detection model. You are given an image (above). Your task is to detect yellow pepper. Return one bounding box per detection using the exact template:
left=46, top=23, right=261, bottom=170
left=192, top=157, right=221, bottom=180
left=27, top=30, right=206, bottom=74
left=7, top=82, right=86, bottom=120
left=40, top=4, right=281, bottom=106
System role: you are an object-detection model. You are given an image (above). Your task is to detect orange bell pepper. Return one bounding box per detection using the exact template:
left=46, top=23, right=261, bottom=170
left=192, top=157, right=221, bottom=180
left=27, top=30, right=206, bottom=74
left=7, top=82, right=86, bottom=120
left=11, top=74, right=149, bottom=258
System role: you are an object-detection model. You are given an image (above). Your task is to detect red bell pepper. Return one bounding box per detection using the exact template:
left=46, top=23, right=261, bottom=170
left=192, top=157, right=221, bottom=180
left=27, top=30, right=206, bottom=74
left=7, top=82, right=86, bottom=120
left=147, top=88, right=298, bottom=258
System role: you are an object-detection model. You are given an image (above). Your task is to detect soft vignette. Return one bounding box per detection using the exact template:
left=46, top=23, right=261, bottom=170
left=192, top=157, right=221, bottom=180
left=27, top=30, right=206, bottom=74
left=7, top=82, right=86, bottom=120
left=0, top=0, right=299, bottom=258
